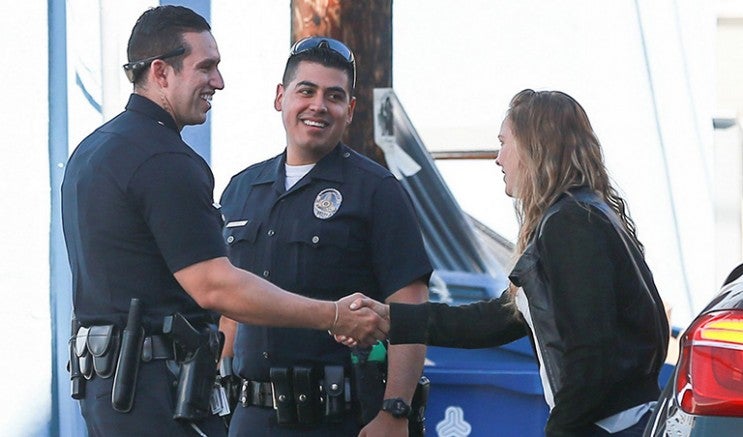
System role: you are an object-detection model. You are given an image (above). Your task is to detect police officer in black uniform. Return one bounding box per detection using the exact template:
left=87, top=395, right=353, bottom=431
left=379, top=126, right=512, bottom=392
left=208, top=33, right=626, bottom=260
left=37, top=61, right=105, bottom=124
left=61, top=8, right=388, bottom=437
left=220, top=37, right=432, bottom=436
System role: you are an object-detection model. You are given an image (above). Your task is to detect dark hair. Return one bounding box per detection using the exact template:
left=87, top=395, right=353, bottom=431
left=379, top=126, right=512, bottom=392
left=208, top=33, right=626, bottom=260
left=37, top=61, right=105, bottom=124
left=282, top=46, right=356, bottom=95
left=126, top=5, right=211, bottom=84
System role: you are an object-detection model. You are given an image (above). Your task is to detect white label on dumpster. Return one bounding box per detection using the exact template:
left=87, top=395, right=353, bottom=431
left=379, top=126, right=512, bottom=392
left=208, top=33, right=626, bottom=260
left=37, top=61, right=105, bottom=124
left=435, top=406, right=472, bottom=437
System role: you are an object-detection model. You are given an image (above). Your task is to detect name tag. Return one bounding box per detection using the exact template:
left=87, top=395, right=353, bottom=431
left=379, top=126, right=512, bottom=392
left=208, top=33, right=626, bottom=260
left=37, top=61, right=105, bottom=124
left=225, top=220, right=248, bottom=228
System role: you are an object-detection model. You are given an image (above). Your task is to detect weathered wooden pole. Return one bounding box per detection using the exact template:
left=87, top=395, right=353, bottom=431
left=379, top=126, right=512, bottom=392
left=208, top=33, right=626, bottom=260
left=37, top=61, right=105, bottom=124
left=290, top=0, right=392, bottom=166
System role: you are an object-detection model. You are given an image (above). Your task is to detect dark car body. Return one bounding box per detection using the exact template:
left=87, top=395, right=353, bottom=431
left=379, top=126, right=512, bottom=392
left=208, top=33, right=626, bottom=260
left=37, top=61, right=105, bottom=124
left=644, top=264, right=743, bottom=436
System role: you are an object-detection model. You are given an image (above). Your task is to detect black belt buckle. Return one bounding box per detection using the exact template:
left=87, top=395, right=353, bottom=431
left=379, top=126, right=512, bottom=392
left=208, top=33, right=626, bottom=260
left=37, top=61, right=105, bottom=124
left=239, top=380, right=251, bottom=408
left=238, top=380, right=272, bottom=408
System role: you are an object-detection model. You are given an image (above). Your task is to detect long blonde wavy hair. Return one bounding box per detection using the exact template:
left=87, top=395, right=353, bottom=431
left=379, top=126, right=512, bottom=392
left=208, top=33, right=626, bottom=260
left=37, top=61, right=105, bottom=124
left=506, top=89, right=641, bottom=256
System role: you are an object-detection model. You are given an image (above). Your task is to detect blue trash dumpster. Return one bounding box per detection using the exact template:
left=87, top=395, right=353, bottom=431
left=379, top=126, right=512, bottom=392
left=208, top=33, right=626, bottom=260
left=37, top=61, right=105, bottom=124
left=423, top=270, right=549, bottom=437
left=423, top=339, right=548, bottom=437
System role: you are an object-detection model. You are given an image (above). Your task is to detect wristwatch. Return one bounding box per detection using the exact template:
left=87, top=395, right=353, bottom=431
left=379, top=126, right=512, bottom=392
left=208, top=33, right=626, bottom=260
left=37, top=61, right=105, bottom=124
left=381, top=398, right=411, bottom=418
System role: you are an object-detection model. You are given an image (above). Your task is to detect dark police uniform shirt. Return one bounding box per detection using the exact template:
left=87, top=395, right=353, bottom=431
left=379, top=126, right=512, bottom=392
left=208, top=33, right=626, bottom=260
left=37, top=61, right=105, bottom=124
left=61, top=94, right=226, bottom=331
left=220, top=144, right=432, bottom=380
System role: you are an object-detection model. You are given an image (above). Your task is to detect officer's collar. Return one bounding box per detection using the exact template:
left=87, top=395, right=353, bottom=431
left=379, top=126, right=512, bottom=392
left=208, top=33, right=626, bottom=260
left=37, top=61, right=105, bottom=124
left=255, top=143, right=349, bottom=186
left=125, top=94, right=180, bottom=132
left=309, top=144, right=348, bottom=183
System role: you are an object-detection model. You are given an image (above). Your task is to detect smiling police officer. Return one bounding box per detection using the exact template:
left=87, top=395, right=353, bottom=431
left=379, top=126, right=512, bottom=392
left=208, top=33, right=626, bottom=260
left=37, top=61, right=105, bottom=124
left=219, top=37, right=432, bottom=436
left=61, top=7, right=388, bottom=437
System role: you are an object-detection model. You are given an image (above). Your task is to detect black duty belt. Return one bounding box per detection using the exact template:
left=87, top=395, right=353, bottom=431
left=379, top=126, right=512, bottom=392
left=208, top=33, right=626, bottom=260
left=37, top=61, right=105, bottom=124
left=237, top=367, right=356, bottom=426
left=238, top=378, right=354, bottom=409
left=72, top=326, right=176, bottom=382
left=239, top=380, right=275, bottom=408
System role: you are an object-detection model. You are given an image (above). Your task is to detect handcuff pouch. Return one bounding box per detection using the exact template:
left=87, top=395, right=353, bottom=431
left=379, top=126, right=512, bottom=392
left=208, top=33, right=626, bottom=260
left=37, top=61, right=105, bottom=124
left=87, top=324, right=120, bottom=379
left=270, top=367, right=296, bottom=425
left=323, top=365, right=345, bottom=423
left=74, top=326, right=93, bottom=380
left=293, top=366, right=321, bottom=425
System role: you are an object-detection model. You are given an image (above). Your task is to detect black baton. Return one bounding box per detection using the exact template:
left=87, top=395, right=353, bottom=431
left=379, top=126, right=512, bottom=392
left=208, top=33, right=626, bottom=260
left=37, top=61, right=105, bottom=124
left=112, top=298, right=145, bottom=412
left=69, top=317, right=85, bottom=399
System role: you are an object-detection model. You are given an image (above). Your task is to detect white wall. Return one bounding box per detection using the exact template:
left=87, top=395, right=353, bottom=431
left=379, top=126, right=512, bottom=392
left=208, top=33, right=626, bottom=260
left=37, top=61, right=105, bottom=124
left=212, top=0, right=717, bottom=326
left=0, top=1, right=52, bottom=435
left=211, top=1, right=291, bottom=193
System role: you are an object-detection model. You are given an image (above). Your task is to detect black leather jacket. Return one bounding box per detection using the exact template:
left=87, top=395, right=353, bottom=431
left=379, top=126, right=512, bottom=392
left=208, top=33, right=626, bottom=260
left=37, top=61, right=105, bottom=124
left=390, top=189, right=669, bottom=436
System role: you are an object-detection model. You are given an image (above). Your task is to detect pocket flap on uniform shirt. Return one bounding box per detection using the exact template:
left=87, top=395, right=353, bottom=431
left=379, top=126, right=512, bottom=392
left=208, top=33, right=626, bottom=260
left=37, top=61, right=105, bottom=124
left=288, top=223, right=349, bottom=248
left=224, top=219, right=259, bottom=245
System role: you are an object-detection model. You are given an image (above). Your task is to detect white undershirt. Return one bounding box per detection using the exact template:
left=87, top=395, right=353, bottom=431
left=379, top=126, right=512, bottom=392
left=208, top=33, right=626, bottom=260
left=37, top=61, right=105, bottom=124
left=595, top=402, right=655, bottom=433
left=515, top=289, right=555, bottom=409
left=284, top=163, right=315, bottom=190
left=515, top=288, right=654, bottom=433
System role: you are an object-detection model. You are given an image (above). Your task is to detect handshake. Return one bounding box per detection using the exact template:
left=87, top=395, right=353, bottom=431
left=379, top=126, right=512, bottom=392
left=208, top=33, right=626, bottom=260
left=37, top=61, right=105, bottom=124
left=329, top=293, right=390, bottom=347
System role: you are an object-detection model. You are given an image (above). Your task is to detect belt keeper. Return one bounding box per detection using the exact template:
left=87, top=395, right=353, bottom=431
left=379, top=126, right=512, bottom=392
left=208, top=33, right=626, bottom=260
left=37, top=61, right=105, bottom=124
left=239, top=380, right=250, bottom=407
left=251, top=381, right=265, bottom=407
left=141, top=336, right=153, bottom=362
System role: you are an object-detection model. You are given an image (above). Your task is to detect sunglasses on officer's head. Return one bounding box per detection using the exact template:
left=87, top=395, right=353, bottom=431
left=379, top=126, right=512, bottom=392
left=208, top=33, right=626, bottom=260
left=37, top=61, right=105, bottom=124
left=122, top=47, right=186, bottom=83
left=289, top=37, right=356, bottom=88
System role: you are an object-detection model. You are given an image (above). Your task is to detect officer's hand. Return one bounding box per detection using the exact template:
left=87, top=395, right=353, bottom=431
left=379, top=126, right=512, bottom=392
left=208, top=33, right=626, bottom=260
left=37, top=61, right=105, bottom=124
left=333, top=293, right=389, bottom=347
left=333, top=296, right=390, bottom=347
left=349, top=296, right=390, bottom=319
left=359, top=411, right=408, bottom=437
left=333, top=333, right=359, bottom=348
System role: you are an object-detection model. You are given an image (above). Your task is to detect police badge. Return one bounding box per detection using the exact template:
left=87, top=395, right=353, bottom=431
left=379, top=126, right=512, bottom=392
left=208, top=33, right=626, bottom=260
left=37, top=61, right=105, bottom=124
left=313, top=188, right=342, bottom=219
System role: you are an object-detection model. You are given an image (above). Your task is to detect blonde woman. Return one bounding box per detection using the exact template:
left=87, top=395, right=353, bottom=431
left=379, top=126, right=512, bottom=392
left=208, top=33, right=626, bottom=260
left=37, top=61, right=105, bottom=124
left=356, top=89, right=670, bottom=436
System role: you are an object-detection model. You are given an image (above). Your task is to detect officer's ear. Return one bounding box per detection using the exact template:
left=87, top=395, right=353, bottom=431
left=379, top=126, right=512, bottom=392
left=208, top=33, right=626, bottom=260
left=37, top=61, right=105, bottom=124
left=274, top=83, right=285, bottom=112
left=346, top=96, right=356, bottom=125
left=150, top=59, right=173, bottom=88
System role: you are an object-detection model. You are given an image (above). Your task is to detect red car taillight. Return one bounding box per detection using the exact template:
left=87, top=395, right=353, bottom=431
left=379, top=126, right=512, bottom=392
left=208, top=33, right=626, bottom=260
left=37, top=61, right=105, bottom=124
left=676, top=310, right=743, bottom=416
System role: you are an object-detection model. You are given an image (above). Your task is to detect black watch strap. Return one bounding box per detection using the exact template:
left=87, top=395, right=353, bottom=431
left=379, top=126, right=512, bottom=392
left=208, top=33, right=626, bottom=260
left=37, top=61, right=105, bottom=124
left=381, top=397, right=411, bottom=418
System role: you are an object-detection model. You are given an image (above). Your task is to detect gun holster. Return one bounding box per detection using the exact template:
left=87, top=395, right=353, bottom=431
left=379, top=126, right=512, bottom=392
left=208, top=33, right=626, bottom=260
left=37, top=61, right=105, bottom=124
left=351, top=342, right=430, bottom=436
left=164, top=314, right=224, bottom=421
left=409, top=376, right=430, bottom=437
left=351, top=348, right=386, bottom=425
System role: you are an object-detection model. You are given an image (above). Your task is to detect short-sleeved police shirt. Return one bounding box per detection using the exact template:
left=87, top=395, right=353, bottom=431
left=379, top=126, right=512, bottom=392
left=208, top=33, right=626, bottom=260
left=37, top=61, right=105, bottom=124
left=220, top=144, right=432, bottom=380
left=61, top=94, right=226, bottom=331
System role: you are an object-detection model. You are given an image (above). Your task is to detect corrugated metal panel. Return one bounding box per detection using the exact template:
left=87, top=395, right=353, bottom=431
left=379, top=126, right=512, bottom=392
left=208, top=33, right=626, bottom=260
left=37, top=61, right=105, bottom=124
left=373, top=89, right=511, bottom=279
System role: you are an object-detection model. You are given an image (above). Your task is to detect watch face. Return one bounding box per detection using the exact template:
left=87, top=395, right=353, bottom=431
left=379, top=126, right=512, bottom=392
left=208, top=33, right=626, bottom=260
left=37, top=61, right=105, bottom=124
left=383, top=398, right=411, bottom=418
